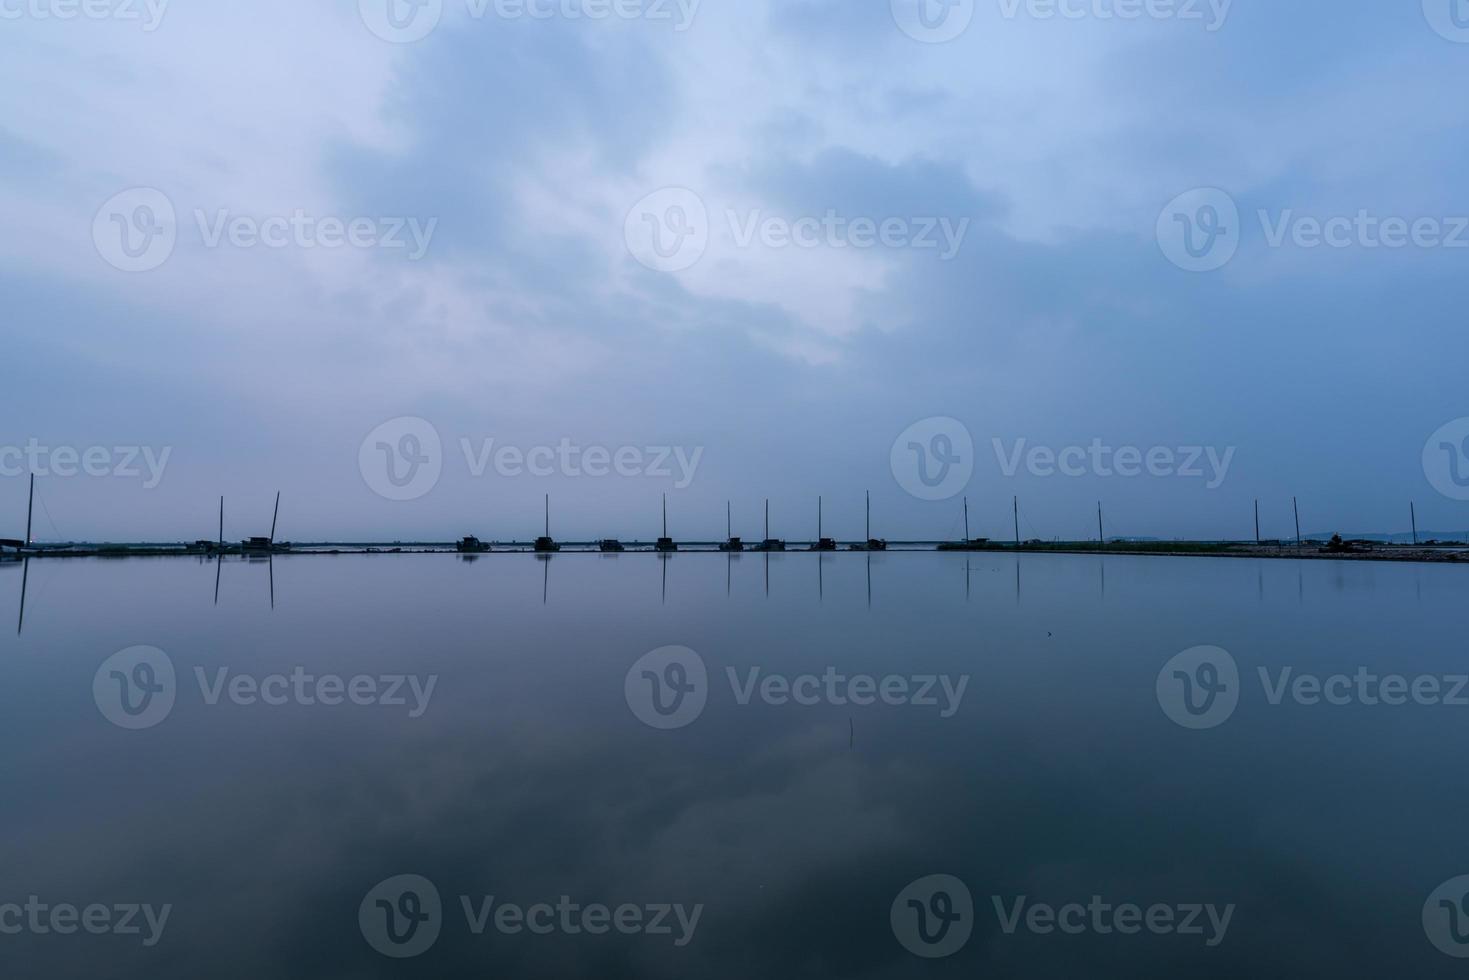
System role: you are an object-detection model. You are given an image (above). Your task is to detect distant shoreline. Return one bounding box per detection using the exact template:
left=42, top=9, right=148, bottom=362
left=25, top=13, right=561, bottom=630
left=5, top=541, right=1466, bottom=564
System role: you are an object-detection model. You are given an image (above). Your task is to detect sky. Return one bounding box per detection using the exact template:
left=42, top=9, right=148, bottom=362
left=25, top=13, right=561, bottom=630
left=1, top=0, right=1467, bottom=543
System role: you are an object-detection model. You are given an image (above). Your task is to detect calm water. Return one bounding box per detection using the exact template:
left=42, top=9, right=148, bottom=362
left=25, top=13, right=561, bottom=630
left=1, top=552, right=1466, bottom=977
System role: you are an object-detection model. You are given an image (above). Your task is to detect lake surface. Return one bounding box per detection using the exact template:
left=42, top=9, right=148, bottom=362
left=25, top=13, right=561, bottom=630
left=1, top=552, right=1466, bottom=978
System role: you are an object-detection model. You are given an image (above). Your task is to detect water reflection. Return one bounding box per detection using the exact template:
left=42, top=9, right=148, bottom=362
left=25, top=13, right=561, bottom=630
left=0, top=554, right=1465, bottom=978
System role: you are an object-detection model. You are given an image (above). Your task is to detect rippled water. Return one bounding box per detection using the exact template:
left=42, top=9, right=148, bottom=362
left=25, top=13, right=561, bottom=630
left=1, top=552, right=1465, bottom=977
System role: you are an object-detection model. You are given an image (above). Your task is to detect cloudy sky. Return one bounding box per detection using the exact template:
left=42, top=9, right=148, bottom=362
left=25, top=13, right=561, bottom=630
left=2, top=0, right=1467, bottom=543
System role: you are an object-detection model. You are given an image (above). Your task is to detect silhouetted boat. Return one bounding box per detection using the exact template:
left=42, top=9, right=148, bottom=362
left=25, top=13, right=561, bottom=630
left=655, top=493, right=677, bottom=552
left=851, top=491, right=887, bottom=551
left=937, top=496, right=988, bottom=551
left=242, top=492, right=285, bottom=553
left=754, top=499, right=785, bottom=551
left=599, top=539, right=626, bottom=552
left=811, top=496, right=837, bottom=551
left=720, top=501, right=743, bottom=551
left=534, top=495, right=559, bottom=552
left=457, top=536, right=491, bottom=553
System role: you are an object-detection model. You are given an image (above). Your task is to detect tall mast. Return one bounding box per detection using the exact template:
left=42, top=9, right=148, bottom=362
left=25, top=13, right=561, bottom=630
left=1411, top=502, right=1418, bottom=545
left=269, top=491, right=280, bottom=542
left=1098, top=502, right=1104, bottom=547
left=727, top=501, right=731, bottom=538
left=963, top=496, right=969, bottom=542
left=545, top=494, right=550, bottom=538
left=25, top=473, right=34, bottom=547
left=765, top=499, right=769, bottom=540
left=1013, top=495, right=1019, bottom=548
left=1293, top=497, right=1301, bottom=547
left=866, top=491, right=871, bottom=540
left=663, top=493, right=668, bottom=538
left=818, top=496, right=823, bottom=539
left=219, top=496, right=225, bottom=545
left=1254, top=499, right=1260, bottom=545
